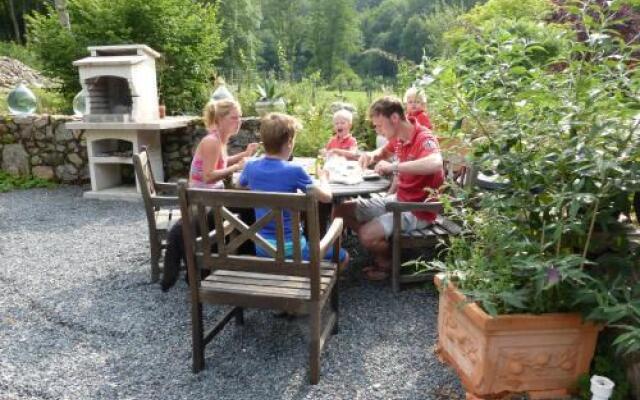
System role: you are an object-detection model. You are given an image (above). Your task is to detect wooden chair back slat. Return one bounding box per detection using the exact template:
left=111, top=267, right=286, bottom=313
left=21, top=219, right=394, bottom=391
left=305, top=196, right=321, bottom=300
left=136, top=150, right=157, bottom=197
left=291, top=211, right=302, bottom=263
left=211, top=205, right=227, bottom=261
left=275, top=209, right=285, bottom=263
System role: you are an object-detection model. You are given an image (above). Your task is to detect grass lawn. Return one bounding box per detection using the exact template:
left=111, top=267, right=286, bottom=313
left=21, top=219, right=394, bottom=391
left=324, top=90, right=385, bottom=105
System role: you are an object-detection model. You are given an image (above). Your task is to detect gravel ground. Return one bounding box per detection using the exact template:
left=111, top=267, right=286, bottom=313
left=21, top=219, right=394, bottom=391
left=0, top=186, right=464, bottom=400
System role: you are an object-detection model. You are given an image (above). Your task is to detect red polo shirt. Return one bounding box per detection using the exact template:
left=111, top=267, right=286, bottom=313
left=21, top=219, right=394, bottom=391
left=383, top=119, right=444, bottom=222
left=408, top=110, right=433, bottom=130
left=326, top=134, right=357, bottom=151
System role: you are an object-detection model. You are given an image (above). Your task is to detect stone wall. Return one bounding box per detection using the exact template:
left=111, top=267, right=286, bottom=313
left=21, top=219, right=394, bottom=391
left=0, top=115, right=261, bottom=183
left=0, top=115, right=86, bottom=182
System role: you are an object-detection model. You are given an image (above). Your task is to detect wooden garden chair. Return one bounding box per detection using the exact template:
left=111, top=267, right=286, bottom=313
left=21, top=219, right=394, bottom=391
left=132, top=149, right=180, bottom=282
left=177, top=181, right=343, bottom=384
left=386, top=151, right=472, bottom=293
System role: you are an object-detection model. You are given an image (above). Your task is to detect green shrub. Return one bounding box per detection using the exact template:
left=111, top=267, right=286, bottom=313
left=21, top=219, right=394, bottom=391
left=294, top=104, right=333, bottom=157
left=0, top=171, right=56, bottom=192
left=26, top=0, right=223, bottom=114
left=0, top=41, right=42, bottom=69
left=422, top=0, right=640, bottom=359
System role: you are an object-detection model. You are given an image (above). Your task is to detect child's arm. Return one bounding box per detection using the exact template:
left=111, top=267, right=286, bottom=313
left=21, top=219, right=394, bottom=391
left=228, top=142, right=259, bottom=166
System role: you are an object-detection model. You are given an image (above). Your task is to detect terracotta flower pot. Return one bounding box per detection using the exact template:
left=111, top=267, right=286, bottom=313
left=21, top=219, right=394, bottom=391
left=434, top=274, right=601, bottom=400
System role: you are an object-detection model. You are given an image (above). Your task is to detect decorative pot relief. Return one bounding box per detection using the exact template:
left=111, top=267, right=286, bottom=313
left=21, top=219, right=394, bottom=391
left=442, top=301, right=479, bottom=366
left=498, top=348, right=578, bottom=379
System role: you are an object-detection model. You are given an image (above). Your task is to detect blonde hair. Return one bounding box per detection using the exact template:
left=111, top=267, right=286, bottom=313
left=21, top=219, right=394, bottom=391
left=260, top=113, right=302, bottom=154
left=333, top=109, right=353, bottom=124
left=403, top=87, right=427, bottom=105
left=202, top=99, right=241, bottom=130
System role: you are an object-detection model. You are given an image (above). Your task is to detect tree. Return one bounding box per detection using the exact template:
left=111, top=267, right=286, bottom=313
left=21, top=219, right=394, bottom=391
left=0, top=0, right=48, bottom=42
left=307, top=0, right=361, bottom=81
left=258, top=0, right=309, bottom=76
left=6, top=0, right=22, bottom=43
left=53, top=0, right=71, bottom=30
left=216, top=0, right=261, bottom=72
left=26, top=0, right=223, bottom=113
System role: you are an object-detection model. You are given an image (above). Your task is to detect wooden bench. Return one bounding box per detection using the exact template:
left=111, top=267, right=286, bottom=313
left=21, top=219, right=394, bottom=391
left=132, top=149, right=181, bottom=282
left=178, top=181, right=343, bottom=384
left=386, top=153, right=472, bottom=293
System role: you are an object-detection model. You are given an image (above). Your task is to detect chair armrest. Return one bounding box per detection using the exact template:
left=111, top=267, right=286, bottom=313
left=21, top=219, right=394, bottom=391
left=155, top=181, right=178, bottom=194
left=151, top=195, right=179, bottom=207
left=319, top=217, right=343, bottom=259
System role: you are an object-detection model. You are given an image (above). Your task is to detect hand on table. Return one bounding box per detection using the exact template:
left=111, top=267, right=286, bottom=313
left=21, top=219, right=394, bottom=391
left=374, top=160, right=393, bottom=175
left=359, top=151, right=373, bottom=170
left=317, top=169, right=330, bottom=182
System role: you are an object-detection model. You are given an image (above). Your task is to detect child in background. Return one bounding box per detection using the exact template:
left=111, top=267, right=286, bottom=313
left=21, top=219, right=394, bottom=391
left=404, top=87, right=433, bottom=130
left=323, top=109, right=359, bottom=160
left=239, top=113, right=350, bottom=271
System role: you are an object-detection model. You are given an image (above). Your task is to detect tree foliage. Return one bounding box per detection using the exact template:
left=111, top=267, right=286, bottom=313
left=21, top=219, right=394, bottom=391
left=307, top=0, right=361, bottom=81
left=26, top=0, right=223, bottom=113
left=258, top=0, right=309, bottom=76
left=214, top=0, right=262, bottom=72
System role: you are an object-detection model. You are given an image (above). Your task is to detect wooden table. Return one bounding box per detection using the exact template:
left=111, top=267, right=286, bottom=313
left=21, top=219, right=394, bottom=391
left=320, top=177, right=391, bottom=235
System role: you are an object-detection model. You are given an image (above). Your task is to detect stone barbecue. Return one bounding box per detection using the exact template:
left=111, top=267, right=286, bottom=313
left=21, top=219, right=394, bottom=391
left=66, top=44, right=195, bottom=200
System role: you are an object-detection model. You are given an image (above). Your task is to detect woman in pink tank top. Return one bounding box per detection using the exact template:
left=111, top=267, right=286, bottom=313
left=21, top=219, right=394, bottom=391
left=189, top=99, right=259, bottom=189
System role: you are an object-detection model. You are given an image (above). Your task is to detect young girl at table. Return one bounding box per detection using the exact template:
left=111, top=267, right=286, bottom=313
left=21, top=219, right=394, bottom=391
left=404, top=86, right=433, bottom=130
left=161, top=99, right=258, bottom=291
left=322, top=109, right=359, bottom=160
left=239, top=113, right=349, bottom=272
left=190, top=99, right=258, bottom=188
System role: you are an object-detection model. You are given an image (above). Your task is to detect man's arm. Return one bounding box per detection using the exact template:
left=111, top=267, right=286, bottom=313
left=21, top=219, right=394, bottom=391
left=375, top=152, right=443, bottom=175
left=359, top=146, right=391, bottom=169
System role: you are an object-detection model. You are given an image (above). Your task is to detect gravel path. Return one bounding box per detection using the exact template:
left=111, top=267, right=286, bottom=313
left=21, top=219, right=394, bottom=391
left=0, top=186, right=464, bottom=400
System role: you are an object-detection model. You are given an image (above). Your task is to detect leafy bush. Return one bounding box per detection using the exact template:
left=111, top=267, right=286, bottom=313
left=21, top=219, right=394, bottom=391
left=294, top=104, right=333, bottom=157
left=255, top=78, right=283, bottom=101
left=26, top=0, right=223, bottom=114
left=421, top=0, right=640, bottom=356
left=0, top=171, right=56, bottom=192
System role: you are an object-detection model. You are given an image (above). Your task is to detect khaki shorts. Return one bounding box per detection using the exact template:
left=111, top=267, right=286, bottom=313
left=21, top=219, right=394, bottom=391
left=354, top=194, right=430, bottom=239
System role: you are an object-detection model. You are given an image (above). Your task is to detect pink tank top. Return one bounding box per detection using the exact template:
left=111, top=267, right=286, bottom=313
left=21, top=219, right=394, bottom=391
left=189, top=129, right=227, bottom=189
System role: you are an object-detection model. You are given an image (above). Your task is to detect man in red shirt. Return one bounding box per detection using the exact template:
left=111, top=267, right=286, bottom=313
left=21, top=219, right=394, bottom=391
left=334, top=96, right=444, bottom=280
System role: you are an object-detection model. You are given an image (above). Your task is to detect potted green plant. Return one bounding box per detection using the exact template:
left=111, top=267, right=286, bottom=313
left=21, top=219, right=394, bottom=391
left=417, top=1, right=640, bottom=398
left=254, top=78, right=285, bottom=116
